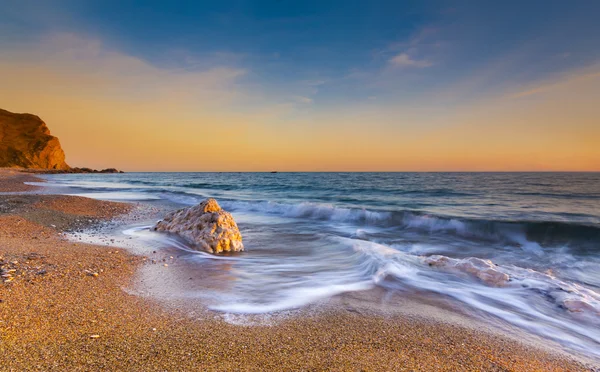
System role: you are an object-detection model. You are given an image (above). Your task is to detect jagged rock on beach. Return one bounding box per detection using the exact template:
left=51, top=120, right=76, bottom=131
left=153, top=198, right=244, bottom=254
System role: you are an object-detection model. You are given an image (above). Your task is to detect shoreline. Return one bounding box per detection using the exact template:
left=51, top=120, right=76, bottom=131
left=0, top=170, right=594, bottom=370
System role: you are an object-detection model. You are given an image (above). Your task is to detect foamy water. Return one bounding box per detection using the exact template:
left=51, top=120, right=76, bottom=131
left=30, top=172, right=600, bottom=359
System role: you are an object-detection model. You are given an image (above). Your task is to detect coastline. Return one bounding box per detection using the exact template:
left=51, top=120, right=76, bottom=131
left=0, top=168, right=44, bottom=192
left=0, top=170, right=593, bottom=370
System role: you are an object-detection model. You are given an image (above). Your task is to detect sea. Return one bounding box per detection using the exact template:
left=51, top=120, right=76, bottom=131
left=30, top=172, right=600, bottom=359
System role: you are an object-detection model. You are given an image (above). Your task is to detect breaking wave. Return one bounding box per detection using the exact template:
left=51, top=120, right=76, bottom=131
left=220, top=200, right=600, bottom=251
left=42, top=171, right=600, bottom=360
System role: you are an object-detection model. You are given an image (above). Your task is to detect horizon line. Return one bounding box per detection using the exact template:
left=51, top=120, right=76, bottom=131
left=99, top=170, right=600, bottom=173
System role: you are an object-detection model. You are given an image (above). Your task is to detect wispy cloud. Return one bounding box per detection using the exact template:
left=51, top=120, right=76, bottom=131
left=293, top=95, right=313, bottom=104
left=303, top=79, right=327, bottom=86
left=382, top=26, right=439, bottom=69
left=509, top=68, right=600, bottom=99
left=387, top=27, right=439, bottom=50
left=388, top=52, right=433, bottom=68
left=0, top=32, right=301, bottom=170
left=0, top=33, right=250, bottom=107
left=283, top=79, right=327, bottom=106
left=341, top=26, right=439, bottom=90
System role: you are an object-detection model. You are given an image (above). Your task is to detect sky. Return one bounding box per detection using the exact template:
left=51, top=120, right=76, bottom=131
left=0, top=0, right=599, bottom=171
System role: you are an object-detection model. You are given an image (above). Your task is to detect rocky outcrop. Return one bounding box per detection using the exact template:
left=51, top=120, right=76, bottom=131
left=423, top=255, right=510, bottom=287
left=22, top=167, right=124, bottom=174
left=153, top=198, right=244, bottom=254
left=0, top=108, right=69, bottom=170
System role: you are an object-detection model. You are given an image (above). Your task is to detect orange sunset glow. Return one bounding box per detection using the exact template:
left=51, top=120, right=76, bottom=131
left=3, top=2, right=600, bottom=370
left=1, top=6, right=599, bottom=171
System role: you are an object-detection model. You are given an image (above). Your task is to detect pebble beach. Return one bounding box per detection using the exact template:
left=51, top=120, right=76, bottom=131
left=0, top=169, right=594, bottom=371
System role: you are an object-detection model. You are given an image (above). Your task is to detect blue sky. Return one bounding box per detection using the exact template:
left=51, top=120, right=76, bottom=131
left=4, top=0, right=599, bottom=104
left=1, top=1, right=599, bottom=170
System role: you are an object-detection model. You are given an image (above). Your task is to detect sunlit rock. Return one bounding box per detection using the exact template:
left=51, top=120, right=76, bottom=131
left=423, top=255, right=510, bottom=287
left=562, top=298, right=599, bottom=314
left=153, top=198, right=244, bottom=254
left=0, top=108, right=69, bottom=170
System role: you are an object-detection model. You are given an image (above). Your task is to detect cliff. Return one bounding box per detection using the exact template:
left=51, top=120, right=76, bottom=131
left=0, top=108, right=70, bottom=170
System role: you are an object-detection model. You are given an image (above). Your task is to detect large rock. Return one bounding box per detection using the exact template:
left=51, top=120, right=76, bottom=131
left=153, top=198, right=244, bottom=254
left=0, top=108, right=70, bottom=170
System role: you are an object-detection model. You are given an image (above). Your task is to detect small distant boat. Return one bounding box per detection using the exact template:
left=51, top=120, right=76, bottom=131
left=270, top=171, right=278, bottom=174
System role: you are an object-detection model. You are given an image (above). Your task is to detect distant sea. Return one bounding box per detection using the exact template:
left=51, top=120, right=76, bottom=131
left=33, top=172, right=600, bottom=358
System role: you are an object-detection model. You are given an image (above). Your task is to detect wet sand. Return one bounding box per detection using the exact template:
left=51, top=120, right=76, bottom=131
left=0, top=168, right=43, bottom=192
left=0, top=170, right=593, bottom=371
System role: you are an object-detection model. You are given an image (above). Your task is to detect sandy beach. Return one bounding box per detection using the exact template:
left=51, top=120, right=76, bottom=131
left=0, top=170, right=593, bottom=371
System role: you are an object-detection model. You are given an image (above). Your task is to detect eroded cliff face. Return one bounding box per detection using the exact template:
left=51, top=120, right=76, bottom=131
left=0, top=108, right=70, bottom=170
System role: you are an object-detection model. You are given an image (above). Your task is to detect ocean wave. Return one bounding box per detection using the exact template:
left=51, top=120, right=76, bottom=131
left=219, top=200, right=600, bottom=250
left=43, top=173, right=600, bottom=252
left=349, top=238, right=600, bottom=317
left=210, top=281, right=374, bottom=314
left=345, top=238, right=600, bottom=357
left=183, top=183, right=239, bottom=191
left=514, top=191, right=600, bottom=199
left=38, top=175, right=600, bottom=252
left=220, top=200, right=393, bottom=224
left=67, top=191, right=162, bottom=201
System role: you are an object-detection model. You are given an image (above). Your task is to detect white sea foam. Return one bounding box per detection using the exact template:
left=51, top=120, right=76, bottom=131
left=211, top=281, right=374, bottom=314
left=219, top=200, right=558, bottom=251
left=68, top=191, right=161, bottom=201
left=26, top=180, right=146, bottom=189
left=340, top=237, right=600, bottom=357
left=220, top=200, right=393, bottom=224
left=41, top=172, right=600, bottom=360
